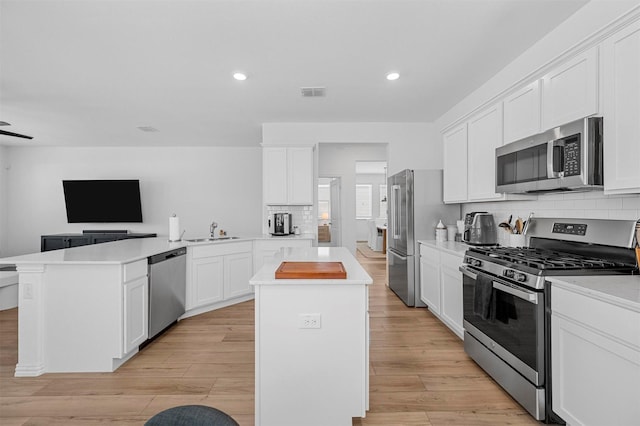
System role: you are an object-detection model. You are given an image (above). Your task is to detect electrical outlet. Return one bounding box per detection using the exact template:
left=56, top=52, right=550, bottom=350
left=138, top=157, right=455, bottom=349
left=23, top=283, right=33, bottom=300
left=298, top=313, right=321, bottom=329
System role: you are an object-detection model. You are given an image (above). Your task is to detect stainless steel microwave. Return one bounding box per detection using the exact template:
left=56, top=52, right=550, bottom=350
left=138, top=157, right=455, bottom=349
left=496, top=117, right=603, bottom=194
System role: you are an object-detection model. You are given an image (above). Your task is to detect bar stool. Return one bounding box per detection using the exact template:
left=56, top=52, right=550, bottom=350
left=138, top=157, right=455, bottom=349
left=145, top=405, right=239, bottom=426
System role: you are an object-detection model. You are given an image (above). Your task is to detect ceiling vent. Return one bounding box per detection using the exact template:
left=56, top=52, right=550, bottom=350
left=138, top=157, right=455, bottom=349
left=137, top=126, right=159, bottom=132
left=301, top=87, right=326, bottom=97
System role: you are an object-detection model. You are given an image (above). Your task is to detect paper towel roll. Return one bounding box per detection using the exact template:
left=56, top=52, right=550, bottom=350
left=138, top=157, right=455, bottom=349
left=169, top=215, right=180, bottom=241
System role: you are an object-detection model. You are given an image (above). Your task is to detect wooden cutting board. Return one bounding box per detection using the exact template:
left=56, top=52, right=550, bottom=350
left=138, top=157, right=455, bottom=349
left=275, top=261, right=347, bottom=279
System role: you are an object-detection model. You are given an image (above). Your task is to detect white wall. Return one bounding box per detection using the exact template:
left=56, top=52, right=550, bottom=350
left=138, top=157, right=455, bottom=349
left=355, top=173, right=387, bottom=241
left=262, top=122, right=440, bottom=174
left=3, top=146, right=263, bottom=256
left=0, top=146, right=7, bottom=258
left=318, top=143, right=387, bottom=254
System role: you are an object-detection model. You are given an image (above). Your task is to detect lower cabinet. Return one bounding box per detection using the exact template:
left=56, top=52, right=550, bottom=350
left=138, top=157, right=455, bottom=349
left=187, top=241, right=253, bottom=311
left=419, top=243, right=464, bottom=339
left=551, top=284, right=640, bottom=425
left=123, top=275, right=148, bottom=354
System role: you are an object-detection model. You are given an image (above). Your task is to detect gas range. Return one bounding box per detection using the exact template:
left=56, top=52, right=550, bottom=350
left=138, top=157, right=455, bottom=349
left=460, top=217, right=638, bottom=423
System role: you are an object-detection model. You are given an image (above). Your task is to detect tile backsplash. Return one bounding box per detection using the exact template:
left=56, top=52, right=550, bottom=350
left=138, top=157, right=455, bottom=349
left=462, top=192, right=640, bottom=245
left=264, top=205, right=315, bottom=234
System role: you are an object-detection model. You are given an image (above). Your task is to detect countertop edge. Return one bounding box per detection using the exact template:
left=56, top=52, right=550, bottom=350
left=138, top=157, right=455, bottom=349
left=418, top=240, right=468, bottom=257
left=548, top=275, right=640, bottom=313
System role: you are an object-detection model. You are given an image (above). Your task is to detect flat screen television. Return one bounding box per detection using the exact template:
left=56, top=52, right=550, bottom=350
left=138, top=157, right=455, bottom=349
left=63, top=180, right=143, bottom=223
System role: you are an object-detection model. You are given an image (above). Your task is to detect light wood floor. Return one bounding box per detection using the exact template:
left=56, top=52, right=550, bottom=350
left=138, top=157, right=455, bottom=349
left=0, top=253, right=539, bottom=425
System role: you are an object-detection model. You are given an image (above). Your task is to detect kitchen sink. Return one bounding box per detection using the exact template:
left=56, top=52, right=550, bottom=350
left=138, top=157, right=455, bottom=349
left=186, top=237, right=240, bottom=242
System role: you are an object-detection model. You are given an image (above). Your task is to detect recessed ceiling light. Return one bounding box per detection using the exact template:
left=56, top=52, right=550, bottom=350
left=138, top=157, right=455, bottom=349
left=386, top=72, right=400, bottom=81
left=233, top=72, right=247, bottom=81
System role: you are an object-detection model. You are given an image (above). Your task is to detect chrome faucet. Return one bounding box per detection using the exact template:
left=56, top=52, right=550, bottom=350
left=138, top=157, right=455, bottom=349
left=209, top=221, right=218, bottom=238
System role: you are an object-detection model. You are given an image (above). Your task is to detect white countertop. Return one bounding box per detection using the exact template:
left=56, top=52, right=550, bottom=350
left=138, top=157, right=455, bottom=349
left=418, top=240, right=469, bottom=256
left=548, top=275, right=640, bottom=312
left=250, top=246, right=373, bottom=286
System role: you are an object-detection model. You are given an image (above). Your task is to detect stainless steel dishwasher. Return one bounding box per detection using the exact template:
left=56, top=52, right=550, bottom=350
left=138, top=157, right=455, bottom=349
left=147, top=247, right=187, bottom=339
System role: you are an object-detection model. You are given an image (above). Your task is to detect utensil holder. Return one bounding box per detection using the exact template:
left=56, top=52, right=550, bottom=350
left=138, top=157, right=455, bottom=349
left=509, top=234, right=526, bottom=247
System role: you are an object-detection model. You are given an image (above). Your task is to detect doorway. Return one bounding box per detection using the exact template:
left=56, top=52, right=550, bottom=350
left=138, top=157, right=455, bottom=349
left=355, top=161, right=388, bottom=257
left=317, top=177, right=341, bottom=247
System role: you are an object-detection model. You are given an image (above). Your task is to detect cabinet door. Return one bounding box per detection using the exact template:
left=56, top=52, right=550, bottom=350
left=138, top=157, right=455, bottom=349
left=224, top=252, right=253, bottom=299
left=503, top=80, right=541, bottom=143
left=287, top=147, right=314, bottom=204
left=419, top=251, right=441, bottom=315
left=467, top=103, right=503, bottom=201
left=542, top=46, right=599, bottom=130
left=263, top=147, right=288, bottom=205
left=123, top=276, right=148, bottom=353
left=603, top=20, right=640, bottom=194
left=443, top=123, right=468, bottom=203
left=439, top=261, right=463, bottom=339
left=191, top=256, right=224, bottom=307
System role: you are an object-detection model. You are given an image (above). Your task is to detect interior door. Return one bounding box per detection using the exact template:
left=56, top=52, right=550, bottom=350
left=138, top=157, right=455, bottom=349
left=329, top=178, right=342, bottom=247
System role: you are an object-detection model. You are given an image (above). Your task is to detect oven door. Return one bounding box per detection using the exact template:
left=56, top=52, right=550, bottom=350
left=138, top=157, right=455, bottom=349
left=461, top=265, right=545, bottom=386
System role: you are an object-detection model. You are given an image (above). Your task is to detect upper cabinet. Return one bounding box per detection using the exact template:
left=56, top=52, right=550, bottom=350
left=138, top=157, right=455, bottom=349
left=443, top=123, right=468, bottom=203
left=602, top=19, right=640, bottom=194
left=467, top=103, right=503, bottom=201
left=503, top=80, right=541, bottom=144
left=263, top=146, right=314, bottom=205
left=542, top=46, right=599, bottom=131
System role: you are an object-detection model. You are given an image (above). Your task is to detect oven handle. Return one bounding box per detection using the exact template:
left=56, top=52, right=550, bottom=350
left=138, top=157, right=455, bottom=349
left=493, top=281, right=539, bottom=304
left=459, top=265, right=477, bottom=280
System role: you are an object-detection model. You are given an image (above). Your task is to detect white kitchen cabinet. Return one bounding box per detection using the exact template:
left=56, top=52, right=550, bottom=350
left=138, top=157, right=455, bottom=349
left=443, top=123, right=468, bottom=203
left=418, top=243, right=464, bottom=339
left=602, top=19, right=640, bottom=194
left=253, top=238, right=313, bottom=273
left=551, top=284, right=640, bottom=425
left=542, top=46, right=599, bottom=131
left=467, top=103, right=503, bottom=201
left=186, top=241, right=253, bottom=313
left=123, top=275, right=148, bottom=354
left=503, top=80, right=541, bottom=143
left=263, top=146, right=314, bottom=205
left=419, top=244, right=441, bottom=315
left=223, top=252, right=253, bottom=299
left=439, top=251, right=464, bottom=338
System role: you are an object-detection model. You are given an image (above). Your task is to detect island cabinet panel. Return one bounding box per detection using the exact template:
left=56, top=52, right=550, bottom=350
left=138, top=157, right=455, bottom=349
left=602, top=19, right=640, bottom=194
left=541, top=46, right=599, bottom=131
left=551, top=285, right=640, bottom=425
left=123, top=276, right=148, bottom=354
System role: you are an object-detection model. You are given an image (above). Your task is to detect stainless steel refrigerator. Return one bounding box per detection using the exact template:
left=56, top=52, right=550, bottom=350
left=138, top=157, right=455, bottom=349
left=387, top=169, right=460, bottom=307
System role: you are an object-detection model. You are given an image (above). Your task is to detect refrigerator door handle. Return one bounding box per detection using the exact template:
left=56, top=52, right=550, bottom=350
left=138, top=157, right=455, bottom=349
left=392, top=184, right=401, bottom=239
left=389, top=249, right=407, bottom=261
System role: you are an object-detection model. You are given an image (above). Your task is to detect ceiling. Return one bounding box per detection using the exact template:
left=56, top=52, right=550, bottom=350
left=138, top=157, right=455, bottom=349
left=0, top=0, right=589, bottom=148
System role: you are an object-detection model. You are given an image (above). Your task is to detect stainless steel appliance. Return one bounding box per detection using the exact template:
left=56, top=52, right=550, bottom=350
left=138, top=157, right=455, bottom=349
left=496, top=117, right=603, bottom=194
left=462, top=212, right=497, bottom=246
left=268, top=213, right=292, bottom=236
left=460, top=218, right=638, bottom=422
left=148, top=247, right=187, bottom=339
left=387, top=169, right=461, bottom=307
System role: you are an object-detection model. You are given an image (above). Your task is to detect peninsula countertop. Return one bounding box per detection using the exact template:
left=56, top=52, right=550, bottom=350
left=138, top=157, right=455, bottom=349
left=250, top=246, right=373, bottom=286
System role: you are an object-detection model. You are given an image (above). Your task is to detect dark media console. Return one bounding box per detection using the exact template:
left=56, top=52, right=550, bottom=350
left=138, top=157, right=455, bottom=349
left=41, top=232, right=157, bottom=252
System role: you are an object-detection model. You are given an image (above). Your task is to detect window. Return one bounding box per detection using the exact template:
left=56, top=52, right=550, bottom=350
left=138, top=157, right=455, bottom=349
left=355, top=184, right=372, bottom=219
left=379, top=184, right=387, bottom=219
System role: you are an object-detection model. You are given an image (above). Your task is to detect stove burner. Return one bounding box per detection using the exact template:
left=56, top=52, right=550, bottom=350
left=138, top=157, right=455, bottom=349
left=469, top=246, right=630, bottom=271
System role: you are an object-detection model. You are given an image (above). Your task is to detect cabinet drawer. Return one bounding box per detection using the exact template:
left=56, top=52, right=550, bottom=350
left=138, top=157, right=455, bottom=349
left=440, top=251, right=464, bottom=271
left=191, top=241, right=253, bottom=259
left=124, top=260, right=148, bottom=282
left=419, top=244, right=440, bottom=259
left=552, top=285, right=640, bottom=349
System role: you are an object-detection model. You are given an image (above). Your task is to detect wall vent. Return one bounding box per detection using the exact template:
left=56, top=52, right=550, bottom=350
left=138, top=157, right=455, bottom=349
left=137, top=126, right=159, bottom=132
left=301, top=87, right=326, bottom=97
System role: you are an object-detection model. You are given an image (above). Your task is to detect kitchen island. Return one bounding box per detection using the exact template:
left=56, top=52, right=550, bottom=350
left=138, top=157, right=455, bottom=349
left=250, top=246, right=373, bottom=426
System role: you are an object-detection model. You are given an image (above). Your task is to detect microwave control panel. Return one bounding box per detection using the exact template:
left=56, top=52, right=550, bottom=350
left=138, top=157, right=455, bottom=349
left=553, top=222, right=587, bottom=236
left=562, top=135, right=581, bottom=177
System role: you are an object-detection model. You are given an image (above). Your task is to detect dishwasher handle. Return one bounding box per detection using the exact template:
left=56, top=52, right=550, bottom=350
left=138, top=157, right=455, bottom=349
left=148, top=248, right=186, bottom=264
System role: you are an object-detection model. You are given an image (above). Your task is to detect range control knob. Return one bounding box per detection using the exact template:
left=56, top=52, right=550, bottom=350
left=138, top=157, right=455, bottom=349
left=469, top=258, right=483, bottom=268
left=514, top=273, right=527, bottom=282
left=503, top=269, right=515, bottom=279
